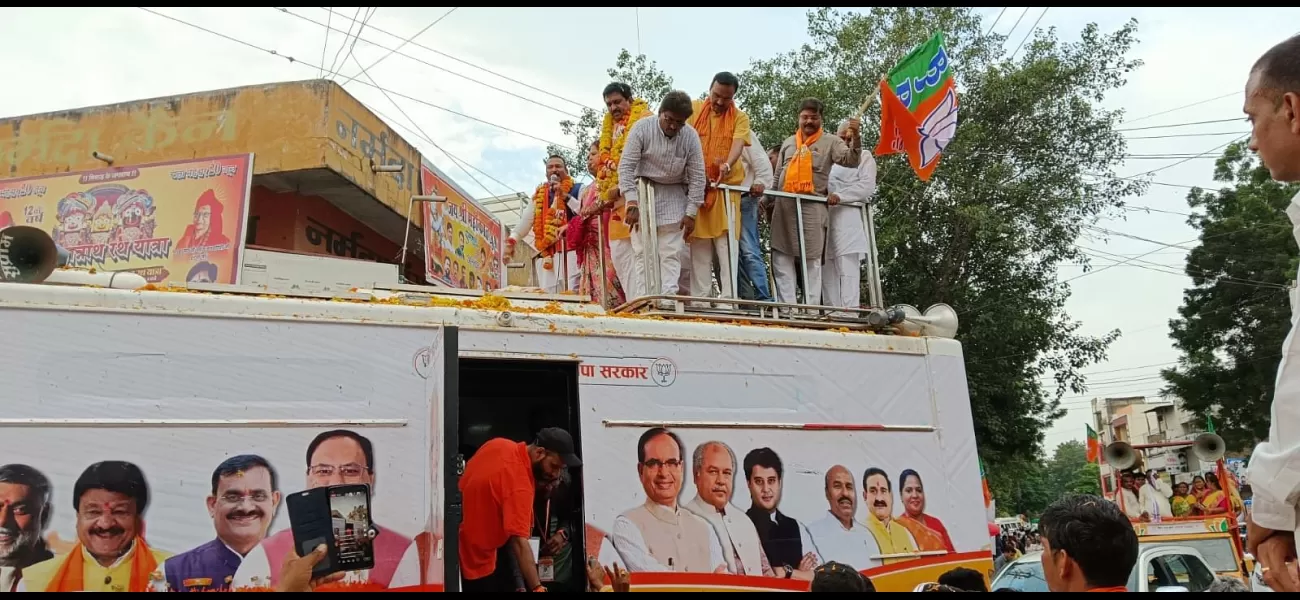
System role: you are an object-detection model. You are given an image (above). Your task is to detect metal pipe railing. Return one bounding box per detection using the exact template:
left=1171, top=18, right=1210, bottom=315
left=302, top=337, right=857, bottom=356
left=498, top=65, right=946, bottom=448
left=635, top=178, right=661, bottom=298
left=714, top=183, right=884, bottom=310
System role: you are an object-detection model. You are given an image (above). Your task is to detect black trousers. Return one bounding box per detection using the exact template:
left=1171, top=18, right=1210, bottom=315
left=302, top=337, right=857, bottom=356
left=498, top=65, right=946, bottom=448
left=461, top=541, right=518, bottom=592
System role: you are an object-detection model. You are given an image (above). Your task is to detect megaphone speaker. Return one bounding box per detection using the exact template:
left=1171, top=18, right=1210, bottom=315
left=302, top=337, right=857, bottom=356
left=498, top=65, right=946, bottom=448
left=1104, top=441, right=1138, bottom=471
left=0, top=225, right=57, bottom=283
left=1193, top=433, right=1227, bottom=462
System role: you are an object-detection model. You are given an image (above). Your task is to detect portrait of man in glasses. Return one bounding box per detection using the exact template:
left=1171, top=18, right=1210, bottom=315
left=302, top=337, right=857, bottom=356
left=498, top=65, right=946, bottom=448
left=610, top=428, right=726, bottom=574
left=231, top=430, right=421, bottom=590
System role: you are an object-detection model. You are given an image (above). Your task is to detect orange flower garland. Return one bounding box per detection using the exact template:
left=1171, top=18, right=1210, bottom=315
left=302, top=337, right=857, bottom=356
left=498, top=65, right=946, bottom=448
left=531, top=176, right=573, bottom=270
left=595, top=98, right=652, bottom=202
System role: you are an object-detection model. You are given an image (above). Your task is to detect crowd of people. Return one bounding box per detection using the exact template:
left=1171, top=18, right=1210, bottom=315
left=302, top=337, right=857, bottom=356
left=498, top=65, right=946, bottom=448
left=507, top=73, right=877, bottom=311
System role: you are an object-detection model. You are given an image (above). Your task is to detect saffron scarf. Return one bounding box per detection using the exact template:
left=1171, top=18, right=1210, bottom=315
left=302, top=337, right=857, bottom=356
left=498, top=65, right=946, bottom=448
left=782, top=128, right=822, bottom=194
left=692, top=103, right=738, bottom=210
left=46, top=537, right=158, bottom=592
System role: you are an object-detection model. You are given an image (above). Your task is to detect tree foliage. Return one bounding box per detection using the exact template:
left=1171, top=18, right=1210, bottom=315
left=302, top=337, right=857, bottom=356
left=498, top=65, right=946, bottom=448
left=1162, top=142, right=1300, bottom=451
left=988, top=441, right=1100, bottom=517
left=546, top=50, right=674, bottom=175
left=737, top=8, right=1144, bottom=465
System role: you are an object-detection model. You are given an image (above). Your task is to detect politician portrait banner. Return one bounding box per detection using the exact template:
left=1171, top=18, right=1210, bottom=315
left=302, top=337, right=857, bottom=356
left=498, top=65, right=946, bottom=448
left=420, top=160, right=504, bottom=291
left=0, top=309, right=445, bottom=592
left=0, top=154, right=252, bottom=286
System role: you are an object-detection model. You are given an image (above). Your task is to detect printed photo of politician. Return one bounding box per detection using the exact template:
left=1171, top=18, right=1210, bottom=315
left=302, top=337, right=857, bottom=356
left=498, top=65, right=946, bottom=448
left=161, top=455, right=281, bottom=592
left=18, top=461, right=171, bottom=592
left=0, top=464, right=55, bottom=593
left=606, top=428, right=958, bottom=578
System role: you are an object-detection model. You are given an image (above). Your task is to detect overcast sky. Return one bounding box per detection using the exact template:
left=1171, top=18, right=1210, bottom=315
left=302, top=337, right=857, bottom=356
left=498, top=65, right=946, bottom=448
left=4, top=7, right=1298, bottom=454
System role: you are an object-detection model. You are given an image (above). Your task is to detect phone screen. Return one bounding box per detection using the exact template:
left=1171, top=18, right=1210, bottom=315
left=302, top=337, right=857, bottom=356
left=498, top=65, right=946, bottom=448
left=328, top=486, right=376, bottom=572
left=287, top=484, right=376, bottom=578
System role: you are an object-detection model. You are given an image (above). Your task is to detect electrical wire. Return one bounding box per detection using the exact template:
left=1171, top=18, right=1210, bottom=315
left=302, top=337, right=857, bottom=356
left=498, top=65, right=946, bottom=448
left=338, top=7, right=459, bottom=87
left=1009, top=7, right=1048, bottom=60
left=137, top=8, right=575, bottom=150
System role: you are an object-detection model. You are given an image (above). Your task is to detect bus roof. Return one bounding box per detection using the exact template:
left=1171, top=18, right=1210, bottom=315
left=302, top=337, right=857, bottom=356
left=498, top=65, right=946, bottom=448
left=0, top=282, right=958, bottom=357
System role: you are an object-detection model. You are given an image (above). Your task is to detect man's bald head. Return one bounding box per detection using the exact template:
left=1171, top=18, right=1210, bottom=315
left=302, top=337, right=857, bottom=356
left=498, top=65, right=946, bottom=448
left=824, top=465, right=857, bottom=524
left=1245, top=35, right=1300, bottom=182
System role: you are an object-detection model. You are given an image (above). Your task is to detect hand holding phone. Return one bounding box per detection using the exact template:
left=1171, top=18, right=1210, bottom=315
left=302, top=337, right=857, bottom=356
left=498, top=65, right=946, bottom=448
left=287, top=484, right=378, bottom=578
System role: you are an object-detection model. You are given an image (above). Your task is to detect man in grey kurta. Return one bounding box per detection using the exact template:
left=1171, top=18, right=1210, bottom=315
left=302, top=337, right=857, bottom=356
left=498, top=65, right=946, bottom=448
left=769, top=98, right=862, bottom=306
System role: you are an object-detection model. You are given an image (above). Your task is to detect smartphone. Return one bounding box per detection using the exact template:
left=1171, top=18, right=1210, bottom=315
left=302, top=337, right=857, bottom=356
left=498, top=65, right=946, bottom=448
left=287, top=484, right=378, bottom=578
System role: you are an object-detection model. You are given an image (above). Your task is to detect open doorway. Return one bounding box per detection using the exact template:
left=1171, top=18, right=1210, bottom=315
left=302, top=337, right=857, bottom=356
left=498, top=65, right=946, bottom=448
left=452, top=358, right=585, bottom=591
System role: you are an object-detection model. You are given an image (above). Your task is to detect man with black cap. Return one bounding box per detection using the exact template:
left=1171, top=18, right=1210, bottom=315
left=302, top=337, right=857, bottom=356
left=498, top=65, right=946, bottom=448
left=459, top=427, right=581, bottom=592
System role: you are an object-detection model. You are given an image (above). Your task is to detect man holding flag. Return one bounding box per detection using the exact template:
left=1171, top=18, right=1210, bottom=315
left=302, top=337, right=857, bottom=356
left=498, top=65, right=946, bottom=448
left=769, top=99, right=861, bottom=306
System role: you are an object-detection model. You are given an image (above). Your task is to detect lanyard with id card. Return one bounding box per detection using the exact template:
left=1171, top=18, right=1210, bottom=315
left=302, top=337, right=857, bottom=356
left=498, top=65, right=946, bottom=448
left=534, top=500, right=554, bottom=582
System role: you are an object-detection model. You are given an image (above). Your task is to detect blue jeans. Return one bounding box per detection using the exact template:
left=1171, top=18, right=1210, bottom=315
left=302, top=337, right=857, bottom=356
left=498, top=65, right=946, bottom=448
left=739, top=194, right=772, bottom=301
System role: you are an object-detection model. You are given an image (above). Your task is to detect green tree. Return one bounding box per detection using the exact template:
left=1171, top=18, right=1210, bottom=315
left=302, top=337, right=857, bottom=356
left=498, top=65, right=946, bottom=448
left=1162, top=141, right=1300, bottom=451
left=1046, top=440, right=1101, bottom=495
left=737, top=8, right=1143, bottom=465
left=987, top=456, right=1051, bottom=518
left=546, top=50, right=674, bottom=175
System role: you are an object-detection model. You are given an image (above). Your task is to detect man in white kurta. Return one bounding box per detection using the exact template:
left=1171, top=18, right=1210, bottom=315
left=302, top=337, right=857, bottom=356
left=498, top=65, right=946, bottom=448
left=804, top=465, right=880, bottom=571
left=683, top=442, right=771, bottom=576
left=737, top=131, right=775, bottom=301
left=1241, top=34, right=1300, bottom=593
left=507, top=157, right=582, bottom=294
left=822, top=119, right=878, bottom=309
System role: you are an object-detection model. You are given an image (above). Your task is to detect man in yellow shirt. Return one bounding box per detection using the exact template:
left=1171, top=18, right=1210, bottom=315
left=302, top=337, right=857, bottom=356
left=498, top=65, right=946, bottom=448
left=687, top=72, right=751, bottom=301
left=861, top=468, right=917, bottom=565
left=19, top=461, right=170, bottom=592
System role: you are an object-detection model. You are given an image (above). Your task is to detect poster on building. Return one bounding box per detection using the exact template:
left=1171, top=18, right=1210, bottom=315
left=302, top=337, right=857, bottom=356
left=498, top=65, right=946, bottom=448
left=420, top=160, right=504, bottom=290
left=0, top=308, right=444, bottom=592
left=0, top=154, right=252, bottom=286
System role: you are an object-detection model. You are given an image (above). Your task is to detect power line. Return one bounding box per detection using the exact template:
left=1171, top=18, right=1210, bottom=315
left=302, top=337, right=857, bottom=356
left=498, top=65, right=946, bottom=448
left=1124, top=134, right=1247, bottom=178
left=334, top=7, right=376, bottom=80
left=1125, top=130, right=1248, bottom=140
left=1122, top=92, right=1239, bottom=125
left=275, top=7, right=584, bottom=119
left=339, top=7, right=459, bottom=87
left=326, top=7, right=363, bottom=78
left=138, top=8, right=575, bottom=150
left=1010, top=7, right=1048, bottom=60
left=1114, top=117, right=1242, bottom=133
left=318, top=6, right=590, bottom=110
left=318, top=6, right=332, bottom=78
left=985, top=7, right=1008, bottom=36
left=1003, top=7, right=1030, bottom=44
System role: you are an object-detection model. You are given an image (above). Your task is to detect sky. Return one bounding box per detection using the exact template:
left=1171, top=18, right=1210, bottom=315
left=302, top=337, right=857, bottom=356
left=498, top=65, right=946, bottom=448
left=3, top=6, right=1299, bottom=456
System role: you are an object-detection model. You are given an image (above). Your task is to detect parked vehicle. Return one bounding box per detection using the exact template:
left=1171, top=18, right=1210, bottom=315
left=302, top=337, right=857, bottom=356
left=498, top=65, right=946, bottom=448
left=991, top=545, right=1217, bottom=592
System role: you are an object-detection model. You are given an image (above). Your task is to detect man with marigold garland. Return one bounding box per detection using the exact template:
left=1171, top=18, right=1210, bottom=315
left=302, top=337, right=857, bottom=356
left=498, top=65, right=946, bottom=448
left=587, top=82, right=653, bottom=299
left=507, top=155, right=582, bottom=293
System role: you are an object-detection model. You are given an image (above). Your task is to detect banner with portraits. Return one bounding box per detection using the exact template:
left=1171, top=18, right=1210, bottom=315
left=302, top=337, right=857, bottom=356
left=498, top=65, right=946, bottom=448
left=420, top=160, right=504, bottom=291
left=0, top=309, right=445, bottom=592
left=0, top=154, right=252, bottom=286
left=460, top=329, right=996, bottom=593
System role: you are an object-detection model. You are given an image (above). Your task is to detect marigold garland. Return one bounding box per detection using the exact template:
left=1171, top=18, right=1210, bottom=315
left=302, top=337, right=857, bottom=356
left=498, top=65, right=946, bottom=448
left=595, top=98, right=652, bottom=202
left=532, top=176, right=573, bottom=270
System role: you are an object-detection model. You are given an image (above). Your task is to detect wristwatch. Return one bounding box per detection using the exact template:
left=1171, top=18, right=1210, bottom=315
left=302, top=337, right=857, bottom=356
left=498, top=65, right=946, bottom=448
left=784, top=564, right=795, bottom=579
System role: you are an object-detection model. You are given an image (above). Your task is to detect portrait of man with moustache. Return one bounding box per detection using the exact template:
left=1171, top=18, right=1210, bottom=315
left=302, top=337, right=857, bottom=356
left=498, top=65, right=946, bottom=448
left=161, top=455, right=282, bottom=592
left=861, top=468, right=917, bottom=565
left=805, top=465, right=880, bottom=570
left=18, top=461, right=170, bottom=592
left=0, top=464, right=55, bottom=593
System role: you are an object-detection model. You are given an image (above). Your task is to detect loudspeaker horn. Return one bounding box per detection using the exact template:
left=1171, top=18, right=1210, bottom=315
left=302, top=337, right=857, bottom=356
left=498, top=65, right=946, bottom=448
left=1193, top=432, right=1227, bottom=462
left=890, top=304, right=923, bottom=335
left=0, top=225, right=57, bottom=283
left=891, top=303, right=959, bottom=338
left=1104, top=441, right=1138, bottom=471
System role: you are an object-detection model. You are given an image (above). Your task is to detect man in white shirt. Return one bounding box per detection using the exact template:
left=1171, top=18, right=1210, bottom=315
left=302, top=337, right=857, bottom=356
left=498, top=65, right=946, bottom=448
left=1110, top=472, right=1141, bottom=520
left=1137, top=470, right=1173, bottom=522
left=823, top=119, right=878, bottom=309
left=805, top=465, right=881, bottom=571
left=737, top=131, right=775, bottom=301
left=619, top=92, right=708, bottom=297
left=683, top=441, right=777, bottom=577
left=1241, top=34, right=1300, bottom=593
left=506, top=155, right=582, bottom=293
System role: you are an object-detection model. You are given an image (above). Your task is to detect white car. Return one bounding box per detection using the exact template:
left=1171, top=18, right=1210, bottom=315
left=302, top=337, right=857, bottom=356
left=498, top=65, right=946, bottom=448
left=992, top=545, right=1218, bottom=592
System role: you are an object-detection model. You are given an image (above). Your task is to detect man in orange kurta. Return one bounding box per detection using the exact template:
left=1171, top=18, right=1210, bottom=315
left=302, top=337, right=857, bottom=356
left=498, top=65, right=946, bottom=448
left=687, top=72, right=751, bottom=301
